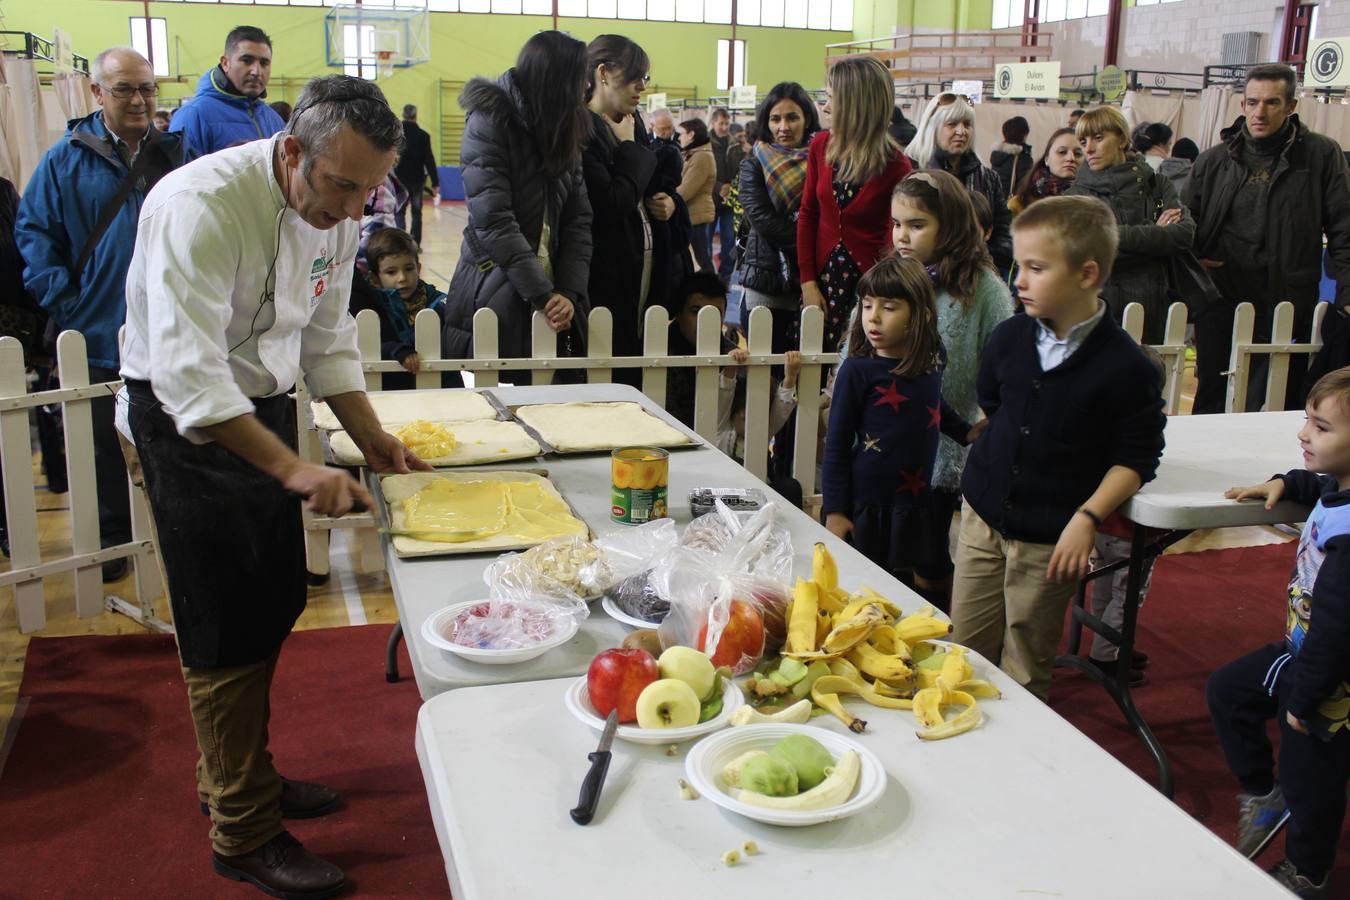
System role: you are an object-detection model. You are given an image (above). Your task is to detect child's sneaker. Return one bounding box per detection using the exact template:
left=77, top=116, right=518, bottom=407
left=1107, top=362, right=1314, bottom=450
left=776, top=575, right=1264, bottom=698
left=1269, top=859, right=1330, bottom=898
left=1236, top=785, right=1287, bottom=856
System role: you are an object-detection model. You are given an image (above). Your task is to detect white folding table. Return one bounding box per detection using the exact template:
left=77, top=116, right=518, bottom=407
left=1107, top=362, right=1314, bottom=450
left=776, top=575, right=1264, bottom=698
left=1060, top=410, right=1309, bottom=798
left=415, top=673, right=1290, bottom=899
left=377, top=382, right=926, bottom=699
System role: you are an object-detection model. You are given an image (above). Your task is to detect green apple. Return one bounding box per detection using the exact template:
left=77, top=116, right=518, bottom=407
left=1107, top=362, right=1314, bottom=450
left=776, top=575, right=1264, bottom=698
left=635, top=678, right=702, bottom=728
left=658, top=646, right=716, bottom=700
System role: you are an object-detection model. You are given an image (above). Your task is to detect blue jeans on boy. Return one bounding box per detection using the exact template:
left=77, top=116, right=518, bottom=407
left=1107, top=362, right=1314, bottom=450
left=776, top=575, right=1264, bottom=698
left=1207, top=641, right=1350, bottom=881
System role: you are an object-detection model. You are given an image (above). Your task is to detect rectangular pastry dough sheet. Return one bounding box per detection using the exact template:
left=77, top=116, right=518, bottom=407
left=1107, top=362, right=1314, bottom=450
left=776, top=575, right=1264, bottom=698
left=311, top=389, right=497, bottom=431
left=378, top=470, right=588, bottom=558
left=512, top=402, right=693, bottom=452
left=329, top=420, right=541, bottom=467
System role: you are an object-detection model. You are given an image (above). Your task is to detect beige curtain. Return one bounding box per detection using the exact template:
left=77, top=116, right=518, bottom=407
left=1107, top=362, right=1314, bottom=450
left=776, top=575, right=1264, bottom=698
left=0, top=57, right=46, bottom=192
left=51, top=72, right=93, bottom=121
left=1292, top=94, right=1350, bottom=149
left=1121, top=90, right=1184, bottom=138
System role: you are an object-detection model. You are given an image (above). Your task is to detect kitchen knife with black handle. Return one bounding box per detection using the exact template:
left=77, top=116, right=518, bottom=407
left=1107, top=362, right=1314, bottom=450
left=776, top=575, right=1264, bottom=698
left=570, top=709, right=619, bottom=825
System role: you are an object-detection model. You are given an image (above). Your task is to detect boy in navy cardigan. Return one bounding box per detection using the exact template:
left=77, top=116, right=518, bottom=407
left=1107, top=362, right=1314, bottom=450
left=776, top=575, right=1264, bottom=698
left=1209, top=366, right=1350, bottom=899
left=950, top=196, right=1166, bottom=701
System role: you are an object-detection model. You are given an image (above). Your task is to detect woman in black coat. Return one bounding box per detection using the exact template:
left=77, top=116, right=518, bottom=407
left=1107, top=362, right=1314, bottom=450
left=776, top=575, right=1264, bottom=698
left=582, top=34, right=679, bottom=367
left=442, top=31, right=593, bottom=368
left=737, top=81, right=820, bottom=352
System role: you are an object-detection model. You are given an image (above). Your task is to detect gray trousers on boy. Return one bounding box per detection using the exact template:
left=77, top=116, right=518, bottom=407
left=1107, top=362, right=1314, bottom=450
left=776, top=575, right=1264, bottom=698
left=1089, top=533, right=1157, bottom=662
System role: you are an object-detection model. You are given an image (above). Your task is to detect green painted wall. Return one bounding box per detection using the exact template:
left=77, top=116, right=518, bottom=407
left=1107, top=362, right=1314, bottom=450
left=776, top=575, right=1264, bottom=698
left=1, top=0, right=849, bottom=153
left=851, top=0, right=993, bottom=42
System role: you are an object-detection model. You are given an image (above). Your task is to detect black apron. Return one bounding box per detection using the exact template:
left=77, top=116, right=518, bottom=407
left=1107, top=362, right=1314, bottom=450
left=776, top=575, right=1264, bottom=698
left=126, top=380, right=307, bottom=668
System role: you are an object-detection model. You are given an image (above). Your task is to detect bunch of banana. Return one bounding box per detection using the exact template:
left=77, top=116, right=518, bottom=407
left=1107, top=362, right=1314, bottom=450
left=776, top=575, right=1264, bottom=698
left=764, top=543, right=1000, bottom=739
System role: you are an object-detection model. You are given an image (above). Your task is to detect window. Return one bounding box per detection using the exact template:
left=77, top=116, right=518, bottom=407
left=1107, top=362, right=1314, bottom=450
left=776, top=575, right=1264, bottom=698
left=716, top=38, right=745, bottom=91
left=120, top=0, right=847, bottom=29
left=129, top=17, right=170, bottom=77
left=993, top=0, right=1122, bottom=28
left=342, top=23, right=376, bottom=79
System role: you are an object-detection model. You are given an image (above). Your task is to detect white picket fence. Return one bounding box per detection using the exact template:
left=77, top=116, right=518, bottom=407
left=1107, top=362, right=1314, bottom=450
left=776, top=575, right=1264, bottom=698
left=0, top=298, right=1331, bottom=633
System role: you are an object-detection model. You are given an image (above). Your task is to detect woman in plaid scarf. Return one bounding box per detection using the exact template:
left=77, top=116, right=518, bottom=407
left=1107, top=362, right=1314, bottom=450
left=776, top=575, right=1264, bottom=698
left=1008, top=127, right=1083, bottom=216
left=736, top=82, right=820, bottom=352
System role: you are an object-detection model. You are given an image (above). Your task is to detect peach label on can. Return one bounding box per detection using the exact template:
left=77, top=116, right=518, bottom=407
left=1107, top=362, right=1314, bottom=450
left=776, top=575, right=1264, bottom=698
left=611, top=447, right=669, bottom=525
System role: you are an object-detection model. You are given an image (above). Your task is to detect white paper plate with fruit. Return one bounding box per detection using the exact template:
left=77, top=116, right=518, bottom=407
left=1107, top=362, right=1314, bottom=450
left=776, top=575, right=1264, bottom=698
left=684, top=724, right=886, bottom=827
left=422, top=599, right=580, bottom=664
left=566, top=646, right=743, bottom=745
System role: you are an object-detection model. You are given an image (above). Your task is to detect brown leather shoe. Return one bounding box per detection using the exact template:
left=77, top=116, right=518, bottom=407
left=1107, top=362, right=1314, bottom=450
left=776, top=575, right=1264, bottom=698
left=200, top=779, right=341, bottom=820
left=279, top=779, right=342, bottom=819
left=212, top=831, right=346, bottom=899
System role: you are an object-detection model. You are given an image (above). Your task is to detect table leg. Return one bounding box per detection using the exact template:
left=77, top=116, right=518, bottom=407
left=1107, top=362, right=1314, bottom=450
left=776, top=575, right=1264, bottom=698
left=1055, top=525, right=1191, bottom=798
left=386, top=621, right=403, bottom=683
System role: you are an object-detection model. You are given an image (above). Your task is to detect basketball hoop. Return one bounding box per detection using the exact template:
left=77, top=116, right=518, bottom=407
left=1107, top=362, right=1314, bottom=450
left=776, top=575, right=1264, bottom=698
left=377, top=49, right=395, bottom=79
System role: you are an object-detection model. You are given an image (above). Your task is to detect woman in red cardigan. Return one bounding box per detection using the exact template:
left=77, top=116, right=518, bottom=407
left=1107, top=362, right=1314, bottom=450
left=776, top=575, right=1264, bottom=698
left=797, top=55, right=911, bottom=353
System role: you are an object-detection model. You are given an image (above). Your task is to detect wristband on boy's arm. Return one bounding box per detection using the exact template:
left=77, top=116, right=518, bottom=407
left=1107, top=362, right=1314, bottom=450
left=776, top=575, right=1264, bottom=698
left=1076, top=507, right=1103, bottom=528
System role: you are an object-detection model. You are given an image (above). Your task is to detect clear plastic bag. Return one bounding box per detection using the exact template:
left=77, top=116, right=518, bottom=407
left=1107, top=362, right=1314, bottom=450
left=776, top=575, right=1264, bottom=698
left=594, top=519, right=680, bottom=624
left=456, top=539, right=594, bottom=651
left=655, top=502, right=793, bottom=673
left=486, top=536, right=613, bottom=602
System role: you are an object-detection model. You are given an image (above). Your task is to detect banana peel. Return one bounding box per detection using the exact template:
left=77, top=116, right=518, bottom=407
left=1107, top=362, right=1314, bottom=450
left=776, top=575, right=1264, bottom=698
left=912, top=684, right=983, bottom=739
left=810, top=679, right=867, bottom=733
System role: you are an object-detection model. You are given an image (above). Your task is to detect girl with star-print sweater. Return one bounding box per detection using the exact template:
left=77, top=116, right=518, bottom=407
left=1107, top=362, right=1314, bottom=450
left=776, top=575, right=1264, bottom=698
left=822, top=256, right=977, bottom=583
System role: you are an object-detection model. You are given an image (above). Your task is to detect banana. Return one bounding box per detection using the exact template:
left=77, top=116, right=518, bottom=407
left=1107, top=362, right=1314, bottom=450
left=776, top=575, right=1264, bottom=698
left=728, top=699, right=813, bottom=726
left=912, top=687, right=944, bottom=729
left=821, top=603, right=886, bottom=654
left=938, top=645, right=967, bottom=690
left=867, top=626, right=898, bottom=655
left=833, top=597, right=872, bottom=625
left=827, top=658, right=865, bottom=681
left=786, top=579, right=819, bottom=654
left=813, top=674, right=914, bottom=711
left=815, top=608, right=832, bottom=647
left=917, top=694, right=983, bottom=741
left=812, top=542, right=839, bottom=594
left=810, top=679, right=867, bottom=732
left=896, top=615, right=954, bottom=644
left=848, top=641, right=915, bottom=683
left=957, top=678, right=1002, bottom=699
left=817, top=587, right=848, bottom=616
left=856, top=587, right=904, bottom=620
left=736, top=750, right=860, bottom=811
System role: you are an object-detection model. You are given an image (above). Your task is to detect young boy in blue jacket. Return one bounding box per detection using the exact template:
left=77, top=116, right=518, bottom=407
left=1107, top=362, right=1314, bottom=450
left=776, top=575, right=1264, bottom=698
left=355, top=227, right=451, bottom=390
left=1211, top=365, right=1350, bottom=899
left=950, top=195, right=1166, bottom=701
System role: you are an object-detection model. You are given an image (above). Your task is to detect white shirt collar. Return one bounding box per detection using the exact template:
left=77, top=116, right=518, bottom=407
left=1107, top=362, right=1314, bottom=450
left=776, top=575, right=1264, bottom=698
left=1035, top=300, right=1106, bottom=369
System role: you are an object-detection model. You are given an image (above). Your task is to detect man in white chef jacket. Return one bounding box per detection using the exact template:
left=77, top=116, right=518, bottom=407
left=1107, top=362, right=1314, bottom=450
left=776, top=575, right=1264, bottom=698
left=120, top=75, right=429, bottom=898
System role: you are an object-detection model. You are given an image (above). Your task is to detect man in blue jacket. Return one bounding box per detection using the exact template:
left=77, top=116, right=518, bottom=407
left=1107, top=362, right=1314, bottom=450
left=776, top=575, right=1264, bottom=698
left=16, top=46, right=189, bottom=581
left=170, top=26, right=284, bottom=156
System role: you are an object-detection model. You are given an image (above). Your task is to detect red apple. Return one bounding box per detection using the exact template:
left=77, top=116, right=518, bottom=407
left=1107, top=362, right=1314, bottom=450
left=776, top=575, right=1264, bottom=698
left=697, top=600, right=766, bottom=673
left=587, top=648, right=660, bottom=723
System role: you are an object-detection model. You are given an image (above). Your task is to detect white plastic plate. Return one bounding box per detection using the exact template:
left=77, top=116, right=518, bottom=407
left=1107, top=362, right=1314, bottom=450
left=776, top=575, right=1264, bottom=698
left=564, top=675, right=742, bottom=745
left=421, top=599, right=579, bottom=665
left=684, top=723, right=887, bottom=827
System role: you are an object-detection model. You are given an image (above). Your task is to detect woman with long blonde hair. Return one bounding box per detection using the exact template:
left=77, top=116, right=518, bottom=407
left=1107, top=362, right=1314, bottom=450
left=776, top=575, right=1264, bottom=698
left=797, top=55, right=910, bottom=352
left=906, top=93, right=1013, bottom=275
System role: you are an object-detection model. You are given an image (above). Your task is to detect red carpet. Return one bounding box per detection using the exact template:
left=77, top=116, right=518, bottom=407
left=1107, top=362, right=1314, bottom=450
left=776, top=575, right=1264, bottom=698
left=0, top=625, right=445, bottom=898
left=1050, top=541, right=1350, bottom=894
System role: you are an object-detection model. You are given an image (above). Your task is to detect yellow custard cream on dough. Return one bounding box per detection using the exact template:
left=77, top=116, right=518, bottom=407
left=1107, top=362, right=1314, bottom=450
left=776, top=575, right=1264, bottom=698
left=393, top=420, right=458, bottom=459
left=400, top=478, right=586, bottom=544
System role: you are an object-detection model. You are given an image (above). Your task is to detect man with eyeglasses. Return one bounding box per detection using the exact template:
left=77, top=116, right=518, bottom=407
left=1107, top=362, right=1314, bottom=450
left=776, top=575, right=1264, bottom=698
left=16, top=46, right=190, bottom=583
left=1185, top=62, right=1350, bottom=414
left=170, top=25, right=285, bottom=156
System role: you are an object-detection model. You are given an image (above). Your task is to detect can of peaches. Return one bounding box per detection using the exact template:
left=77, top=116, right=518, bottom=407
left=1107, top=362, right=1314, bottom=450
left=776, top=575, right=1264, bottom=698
left=611, top=447, right=669, bottom=525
